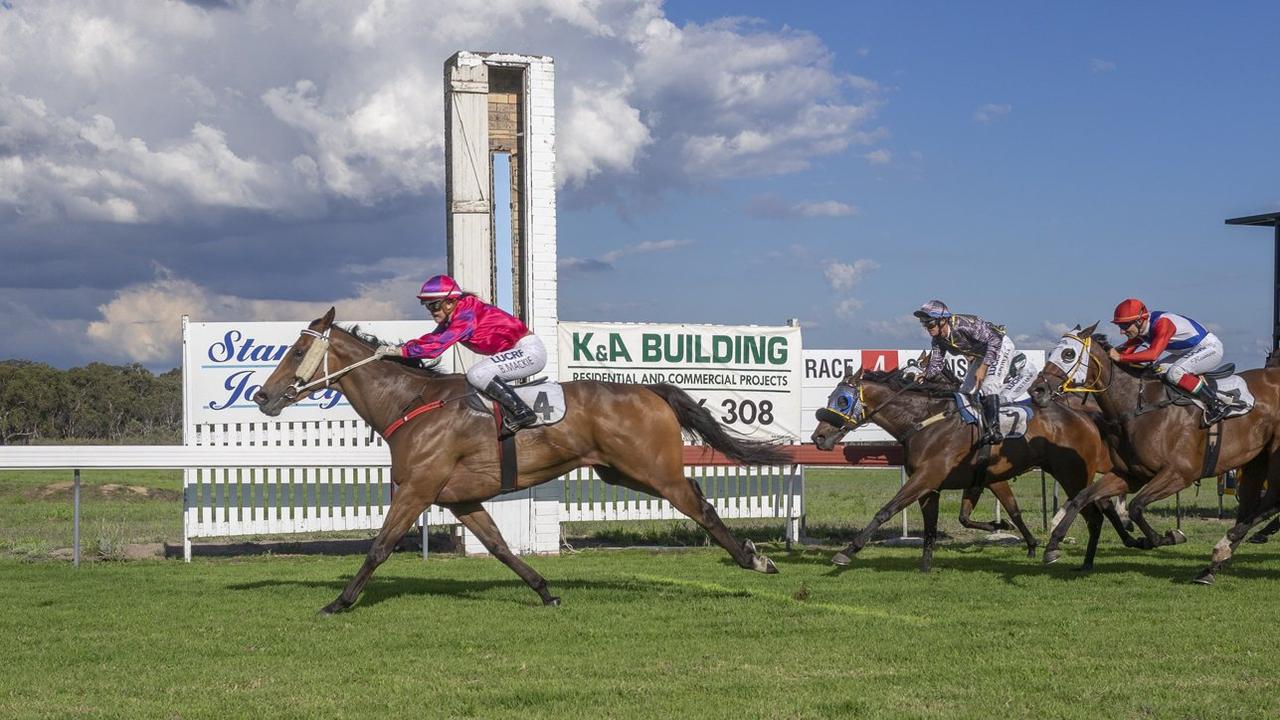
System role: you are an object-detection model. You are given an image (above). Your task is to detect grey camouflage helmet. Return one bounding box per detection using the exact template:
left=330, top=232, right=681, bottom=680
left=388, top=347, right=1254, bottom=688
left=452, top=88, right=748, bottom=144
left=913, top=300, right=951, bottom=321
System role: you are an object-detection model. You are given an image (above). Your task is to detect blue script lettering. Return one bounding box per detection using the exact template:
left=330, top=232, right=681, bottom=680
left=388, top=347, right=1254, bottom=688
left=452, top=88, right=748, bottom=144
left=206, top=330, right=290, bottom=364
left=207, top=370, right=343, bottom=411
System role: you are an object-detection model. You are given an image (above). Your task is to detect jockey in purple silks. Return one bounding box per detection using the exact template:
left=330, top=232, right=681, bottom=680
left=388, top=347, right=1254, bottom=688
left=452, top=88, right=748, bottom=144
left=378, top=274, right=546, bottom=432
left=914, top=299, right=1016, bottom=446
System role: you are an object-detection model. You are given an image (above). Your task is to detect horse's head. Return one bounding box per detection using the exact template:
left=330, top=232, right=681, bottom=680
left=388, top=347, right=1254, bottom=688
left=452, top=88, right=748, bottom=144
left=1029, top=321, right=1103, bottom=407
left=811, top=368, right=865, bottom=450
left=253, top=307, right=337, bottom=417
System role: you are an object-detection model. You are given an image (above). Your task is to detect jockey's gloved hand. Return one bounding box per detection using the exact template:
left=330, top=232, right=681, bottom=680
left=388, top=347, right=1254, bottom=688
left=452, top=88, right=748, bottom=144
left=374, top=344, right=402, bottom=358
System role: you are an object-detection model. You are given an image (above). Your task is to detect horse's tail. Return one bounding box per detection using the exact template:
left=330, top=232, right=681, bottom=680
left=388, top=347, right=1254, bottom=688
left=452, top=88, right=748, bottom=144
left=645, top=383, right=791, bottom=466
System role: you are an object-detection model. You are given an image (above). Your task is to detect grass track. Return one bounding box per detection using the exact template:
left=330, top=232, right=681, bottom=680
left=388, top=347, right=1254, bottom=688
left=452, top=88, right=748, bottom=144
left=2, top=468, right=1277, bottom=718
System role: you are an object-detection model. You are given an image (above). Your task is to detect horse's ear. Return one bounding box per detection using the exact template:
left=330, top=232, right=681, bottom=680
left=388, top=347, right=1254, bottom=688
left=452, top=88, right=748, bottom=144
left=1071, top=323, right=1081, bottom=332
left=1082, top=320, right=1099, bottom=336
left=322, top=306, right=336, bottom=328
left=851, top=367, right=864, bottom=382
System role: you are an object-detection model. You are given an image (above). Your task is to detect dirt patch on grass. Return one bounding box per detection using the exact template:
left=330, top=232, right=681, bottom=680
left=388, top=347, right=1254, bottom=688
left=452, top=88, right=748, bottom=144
left=30, top=482, right=181, bottom=502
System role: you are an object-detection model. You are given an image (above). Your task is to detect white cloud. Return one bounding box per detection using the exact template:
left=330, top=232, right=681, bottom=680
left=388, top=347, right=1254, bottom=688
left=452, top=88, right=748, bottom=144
left=835, top=298, right=863, bottom=321
left=865, top=314, right=923, bottom=340
left=973, top=103, right=1012, bottom=124
left=864, top=149, right=892, bottom=165
left=795, top=200, right=857, bottom=218
left=824, top=259, right=878, bottom=292
left=561, top=238, right=692, bottom=274
left=1011, top=321, right=1075, bottom=350
left=86, top=265, right=413, bottom=363
left=1090, top=58, right=1117, bottom=73
left=0, top=1, right=883, bottom=221
left=749, top=195, right=858, bottom=219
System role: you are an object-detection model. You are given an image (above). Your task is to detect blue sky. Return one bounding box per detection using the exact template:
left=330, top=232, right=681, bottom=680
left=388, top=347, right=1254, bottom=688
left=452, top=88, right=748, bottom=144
left=1, top=1, right=1277, bottom=369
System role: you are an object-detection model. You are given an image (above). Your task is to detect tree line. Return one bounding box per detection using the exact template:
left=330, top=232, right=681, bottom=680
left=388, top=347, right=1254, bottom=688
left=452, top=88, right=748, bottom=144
left=0, top=360, right=181, bottom=444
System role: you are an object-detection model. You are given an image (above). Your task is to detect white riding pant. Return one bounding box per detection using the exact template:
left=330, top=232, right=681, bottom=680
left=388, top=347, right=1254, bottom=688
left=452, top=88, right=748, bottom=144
left=959, top=335, right=1016, bottom=398
left=465, top=334, right=547, bottom=391
left=1155, top=333, right=1223, bottom=385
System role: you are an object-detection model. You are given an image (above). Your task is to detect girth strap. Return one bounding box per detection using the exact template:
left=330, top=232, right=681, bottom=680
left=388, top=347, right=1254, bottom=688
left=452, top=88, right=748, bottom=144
left=383, top=400, right=445, bottom=438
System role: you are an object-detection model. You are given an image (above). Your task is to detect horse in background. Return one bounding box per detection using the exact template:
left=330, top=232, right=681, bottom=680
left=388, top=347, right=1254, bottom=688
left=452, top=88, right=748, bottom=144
left=811, top=368, right=1137, bottom=572
left=1028, top=324, right=1280, bottom=583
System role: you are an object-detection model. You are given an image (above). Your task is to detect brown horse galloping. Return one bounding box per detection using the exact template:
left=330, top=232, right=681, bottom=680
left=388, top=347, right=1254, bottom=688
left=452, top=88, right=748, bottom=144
left=253, top=309, right=788, bottom=613
left=1028, top=324, right=1280, bottom=582
left=811, top=369, right=1136, bottom=572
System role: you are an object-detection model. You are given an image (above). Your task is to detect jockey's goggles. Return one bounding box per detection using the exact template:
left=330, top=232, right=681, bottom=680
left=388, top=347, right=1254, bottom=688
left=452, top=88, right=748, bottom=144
left=422, top=298, right=451, bottom=312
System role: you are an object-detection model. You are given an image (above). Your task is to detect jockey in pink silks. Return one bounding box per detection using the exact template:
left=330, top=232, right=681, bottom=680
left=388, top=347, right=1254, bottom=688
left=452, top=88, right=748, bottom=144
left=380, top=274, right=546, bottom=432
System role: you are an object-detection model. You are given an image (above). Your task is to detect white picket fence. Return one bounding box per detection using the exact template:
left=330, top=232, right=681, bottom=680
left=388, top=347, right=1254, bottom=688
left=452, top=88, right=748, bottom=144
left=0, top=437, right=803, bottom=562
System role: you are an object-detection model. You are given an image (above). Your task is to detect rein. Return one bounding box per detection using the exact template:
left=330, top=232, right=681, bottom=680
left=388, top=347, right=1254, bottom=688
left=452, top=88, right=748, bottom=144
left=285, top=328, right=395, bottom=399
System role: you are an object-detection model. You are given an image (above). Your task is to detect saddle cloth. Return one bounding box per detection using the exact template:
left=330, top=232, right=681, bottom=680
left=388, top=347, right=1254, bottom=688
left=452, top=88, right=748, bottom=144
left=467, top=378, right=568, bottom=428
left=954, top=393, right=1034, bottom=439
left=1162, top=372, right=1255, bottom=420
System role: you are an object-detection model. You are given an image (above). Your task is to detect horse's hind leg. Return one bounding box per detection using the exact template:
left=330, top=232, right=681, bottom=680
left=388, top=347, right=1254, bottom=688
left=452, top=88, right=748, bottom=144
left=1126, top=468, right=1193, bottom=549
left=1078, top=503, right=1105, bottom=571
left=832, top=471, right=938, bottom=566
left=957, top=484, right=1008, bottom=532
left=986, top=480, right=1037, bottom=558
left=445, top=502, right=560, bottom=606
left=1195, top=451, right=1278, bottom=585
left=919, top=491, right=940, bottom=573
left=593, top=465, right=776, bottom=574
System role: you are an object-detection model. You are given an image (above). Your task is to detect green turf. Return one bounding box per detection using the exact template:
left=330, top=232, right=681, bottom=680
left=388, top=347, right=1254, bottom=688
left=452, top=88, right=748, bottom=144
left=1, top=466, right=1273, bottom=719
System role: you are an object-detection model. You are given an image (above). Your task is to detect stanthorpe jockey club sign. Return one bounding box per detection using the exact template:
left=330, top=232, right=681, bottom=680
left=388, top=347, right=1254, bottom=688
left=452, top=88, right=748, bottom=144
left=558, top=322, right=804, bottom=441
left=184, top=319, right=447, bottom=424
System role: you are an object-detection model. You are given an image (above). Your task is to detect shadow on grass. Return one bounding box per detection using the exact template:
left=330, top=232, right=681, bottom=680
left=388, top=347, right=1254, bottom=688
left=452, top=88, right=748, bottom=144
left=225, top=573, right=761, bottom=612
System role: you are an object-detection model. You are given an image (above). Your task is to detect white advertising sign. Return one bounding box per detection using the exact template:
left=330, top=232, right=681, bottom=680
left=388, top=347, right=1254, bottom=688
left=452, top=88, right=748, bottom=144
left=558, top=322, right=803, bottom=440
left=184, top=319, right=450, bottom=424
left=802, top=348, right=1045, bottom=441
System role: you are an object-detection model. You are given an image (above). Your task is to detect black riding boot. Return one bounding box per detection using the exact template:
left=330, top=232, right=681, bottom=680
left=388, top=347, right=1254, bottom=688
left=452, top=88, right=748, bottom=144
left=979, top=395, right=1003, bottom=445
left=486, top=378, right=537, bottom=434
left=1195, top=383, right=1229, bottom=425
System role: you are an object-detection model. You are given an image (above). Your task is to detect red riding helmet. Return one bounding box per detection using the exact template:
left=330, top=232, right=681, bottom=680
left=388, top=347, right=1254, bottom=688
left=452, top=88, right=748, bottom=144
left=1112, top=298, right=1149, bottom=325
left=416, top=274, right=464, bottom=301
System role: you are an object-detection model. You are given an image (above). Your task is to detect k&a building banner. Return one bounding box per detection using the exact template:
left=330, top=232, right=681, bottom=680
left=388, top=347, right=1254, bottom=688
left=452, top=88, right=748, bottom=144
left=558, top=322, right=803, bottom=441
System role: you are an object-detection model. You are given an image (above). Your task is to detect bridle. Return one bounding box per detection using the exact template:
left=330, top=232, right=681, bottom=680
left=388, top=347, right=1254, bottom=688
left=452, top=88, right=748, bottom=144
left=1046, top=333, right=1112, bottom=399
left=818, top=370, right=917, bottom=433
left=283, top=327, right=385, bottom=400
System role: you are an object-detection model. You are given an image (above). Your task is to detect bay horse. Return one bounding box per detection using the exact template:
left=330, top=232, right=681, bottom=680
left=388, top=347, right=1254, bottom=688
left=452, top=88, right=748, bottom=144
left=1027, top=324, right=1280, bottom=583
left=252, top=309, right=789, bottom=613
left=810, top=369, right=1137, bottom=572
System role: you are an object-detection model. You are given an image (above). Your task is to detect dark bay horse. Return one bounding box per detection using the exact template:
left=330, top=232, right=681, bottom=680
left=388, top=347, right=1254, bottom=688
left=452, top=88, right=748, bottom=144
left=811, top=369, right=1136, bottom=572
left=1027, top=324, right=1280, bottom=583
left=253, top=309, right=789, bottom=612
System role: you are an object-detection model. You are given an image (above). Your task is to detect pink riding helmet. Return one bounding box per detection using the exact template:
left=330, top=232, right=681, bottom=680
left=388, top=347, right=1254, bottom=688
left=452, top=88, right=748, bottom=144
left=416, top=274, right=464, bottom=301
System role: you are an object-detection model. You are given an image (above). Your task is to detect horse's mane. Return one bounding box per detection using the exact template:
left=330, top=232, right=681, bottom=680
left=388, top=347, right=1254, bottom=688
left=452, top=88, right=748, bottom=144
left=340, top=324, right=446, bottom=378
left=860, top=369, right=959, bottom=398
left=1090, top=333, right=1113, bottom=350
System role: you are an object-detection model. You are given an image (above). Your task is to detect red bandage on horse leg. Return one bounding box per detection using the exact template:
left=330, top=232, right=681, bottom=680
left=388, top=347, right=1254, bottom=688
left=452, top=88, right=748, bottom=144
left=1175, top=373, right=1203, bottom=393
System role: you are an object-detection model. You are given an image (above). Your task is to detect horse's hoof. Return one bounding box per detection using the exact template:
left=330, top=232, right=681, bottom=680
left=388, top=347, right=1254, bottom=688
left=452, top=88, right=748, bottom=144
left=755, top=556, right=779, bottom=574
left=1167, top=529, right=1187, bottom=545
left=744, top=539, right=758, bottom=555
left=543, top=596, right=561, bottom=607
left=319, top=600, right=347, bottom=615
left=1043, top=549, right=1060, bottom=565
left=1191, top=571, right=1215, bottom=586
left=1026, top=546, right=1038, bottom=559
left=1248, top=533, right=1270, bottom=545
left=831, top=552, right=852, bottom=567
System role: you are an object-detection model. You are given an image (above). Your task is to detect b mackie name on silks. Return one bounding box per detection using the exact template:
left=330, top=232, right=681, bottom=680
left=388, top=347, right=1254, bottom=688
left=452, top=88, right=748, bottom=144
left=205, top=330, right=343, bottom=411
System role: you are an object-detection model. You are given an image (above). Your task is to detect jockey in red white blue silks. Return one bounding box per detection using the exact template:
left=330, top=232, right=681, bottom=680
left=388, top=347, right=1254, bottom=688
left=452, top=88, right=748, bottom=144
left=380, top=274, right=546, bottom=432
left=1108, top=298, right=1228, bottom=424
left=914, top=299, right=1016, bottom=446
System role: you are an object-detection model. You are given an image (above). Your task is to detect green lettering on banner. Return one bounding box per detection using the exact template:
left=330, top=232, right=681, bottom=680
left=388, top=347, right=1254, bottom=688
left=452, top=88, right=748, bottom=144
left=694, top=335, right=711, bottom=363
left=572, top=332, right=594, bottom=361
left=768, top=336, right=788, bottom=365
left=608, top=334, right=632, bottom=362
left=741, top=336, right=764, bottom=365
left=712, top=335, right=733, bottom=363
left=642, top=333, right=661, bottom=362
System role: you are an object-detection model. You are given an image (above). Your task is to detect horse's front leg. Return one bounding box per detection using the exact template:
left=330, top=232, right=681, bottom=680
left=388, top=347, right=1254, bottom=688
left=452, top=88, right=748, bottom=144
left=1045, top=472, right=1127, bottom=565
left=919, top=491, right=940, bottom=573
left=322, top=473, right=441, bottom=615
left=832, top=471, right=936, bottom=566
left=986, top=479, right=1037, bottom=558
left=1126, top=468, right=1191, bottom=549
left=445, top=501, right=560, bottom=606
